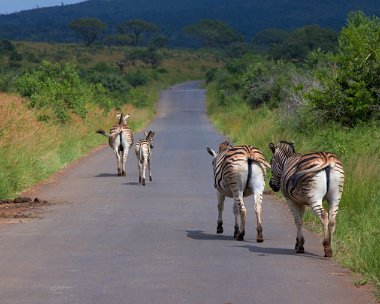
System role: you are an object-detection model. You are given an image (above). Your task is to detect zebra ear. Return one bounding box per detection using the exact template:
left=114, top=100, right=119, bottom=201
left=144, top=131, right=148, bottom=137
left=116, top=113, right=121, bottom=120
left=289, top=141, right=295, bottom=153
left=124, top=113, right=130, bottom=123
left=269, top=143, right=276, bottom=154
left=207, top=147, right=217, bottom=157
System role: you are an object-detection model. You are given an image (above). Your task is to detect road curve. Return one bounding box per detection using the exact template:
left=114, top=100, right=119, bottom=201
left=0, top=81, right=374, bottom=304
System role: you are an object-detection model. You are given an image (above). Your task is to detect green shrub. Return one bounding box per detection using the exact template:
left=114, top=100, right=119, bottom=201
left=307, top=11, right=380, bottom=126
left=16, top=61, right=93, bottom=122
left=127, top=87, right=148, bottom=108
left=125, top=70, right=149, bottom=87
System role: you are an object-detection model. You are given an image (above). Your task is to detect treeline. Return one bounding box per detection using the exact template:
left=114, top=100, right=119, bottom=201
left=67, top=16, right=339, bottom=64
left=0, top=0, right=378, bottom=47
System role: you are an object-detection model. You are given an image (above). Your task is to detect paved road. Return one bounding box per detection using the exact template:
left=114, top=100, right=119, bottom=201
left=0, top=81, right=374, bottom=304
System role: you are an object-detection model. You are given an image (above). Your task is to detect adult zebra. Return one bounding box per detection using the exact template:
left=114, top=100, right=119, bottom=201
left=206, top=142, right=270, bottom=241
left=96, top=113, right=134, bottom=176
left=135, top=131, right=155, bottom=186
left=268, top=141, right=344, bottom=257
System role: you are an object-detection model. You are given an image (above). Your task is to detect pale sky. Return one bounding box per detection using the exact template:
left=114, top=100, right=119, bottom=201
left=0, top=0, right=85, bottom=14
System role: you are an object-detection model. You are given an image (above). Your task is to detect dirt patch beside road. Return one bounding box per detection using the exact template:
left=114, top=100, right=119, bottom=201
left=0, top=198, right=51, bottom=225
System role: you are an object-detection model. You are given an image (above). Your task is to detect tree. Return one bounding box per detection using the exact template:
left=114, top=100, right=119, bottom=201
left=307, top=11, right=380, bottom=125
left=69, top=18, right=107, bottom=46
left=117, top=19, right=160, bottom=46
left=252, top=29, right=290, bottom=51
left=183, top=19, right=244, bottom=48
left=270, top=25, right=338, bottom=62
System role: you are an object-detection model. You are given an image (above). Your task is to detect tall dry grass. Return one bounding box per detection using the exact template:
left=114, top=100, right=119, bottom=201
left=0, top=94, right=150, bottom=198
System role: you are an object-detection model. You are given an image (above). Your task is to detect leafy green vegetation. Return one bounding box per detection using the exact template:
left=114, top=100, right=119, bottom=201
left=206, top=11, right=380, bottom=295
left=307, top=12, right=380, bottom=126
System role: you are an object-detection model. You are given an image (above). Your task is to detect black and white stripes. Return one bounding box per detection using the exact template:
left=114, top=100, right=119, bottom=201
left=135, top=131, right=155, bottom=186
left=96, top=113, right=134, bottom=176
left=207, top=142, right=270, bottom=241
left=268, top=141, right=344, bottom=257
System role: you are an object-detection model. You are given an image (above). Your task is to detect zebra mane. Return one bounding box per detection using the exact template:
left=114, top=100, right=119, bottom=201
left=279, top=141, right=296, bottom=153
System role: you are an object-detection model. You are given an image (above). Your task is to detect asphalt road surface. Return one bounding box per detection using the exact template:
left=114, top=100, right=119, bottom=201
left=0, top=81, right=374, bottom=304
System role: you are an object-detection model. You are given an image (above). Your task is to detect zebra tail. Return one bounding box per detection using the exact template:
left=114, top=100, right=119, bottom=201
left=260, top=159, right=271, bottom=169
left=246, top=158, right=253, bottom=189
left=96, top=129, right=112, bottom=138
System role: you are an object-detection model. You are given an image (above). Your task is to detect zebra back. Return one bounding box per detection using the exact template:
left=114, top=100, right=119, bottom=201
left=269, top=141, right=344, bottom=200
left=211, top=145, right=269, bottom=193
left=135, top=131, right=155, bottom=160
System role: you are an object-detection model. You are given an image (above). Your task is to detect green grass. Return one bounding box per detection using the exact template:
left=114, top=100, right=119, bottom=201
left=207, top=82, right=380, bottom=295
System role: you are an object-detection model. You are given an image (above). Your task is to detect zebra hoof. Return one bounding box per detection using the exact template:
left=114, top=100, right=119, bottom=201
left=236, top=231, right=245, bottom=241
left=296, top=247, right=304, bottom=254
left=142, top=179, right=146, bottom=186
left=117, top=172, right=122, bottom=176
left=324, top=247, right=333, bottom=258
left=122, top=171, right=126, bottom=176
left=256, top=227, right=264, bottom=242
left=216, top=223, right=223, bottom=234
left=139, top=177, right=142, bottom=183
left=233, top=225, right=239, bottom=238
left=149, top=176, right=152, bottom=181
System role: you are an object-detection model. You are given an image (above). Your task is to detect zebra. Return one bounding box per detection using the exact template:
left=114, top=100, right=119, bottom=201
left=268, top=141, right=344, bottom=257
left=135, top=131, right=155, bottom=186
left=96, top=113, right=134, bottom=176
left=206, top=142, right=270, bottom=241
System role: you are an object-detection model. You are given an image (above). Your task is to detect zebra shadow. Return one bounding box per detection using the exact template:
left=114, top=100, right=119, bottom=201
left=123, top=182, right=140, bottom=186
left=95, top=173, right=118, bottom=177
left=234, top=244, right=325, bottom=259
left=185, top=230, right=236, bottom=241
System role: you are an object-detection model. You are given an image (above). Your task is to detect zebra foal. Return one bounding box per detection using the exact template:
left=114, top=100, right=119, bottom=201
left=96, top=113, right=134, bottom=176
left=135, top=131, right=155, bottom=186
left=268, top=141, right=344, bottom=257
left=207, top=142, right=270, bottom=241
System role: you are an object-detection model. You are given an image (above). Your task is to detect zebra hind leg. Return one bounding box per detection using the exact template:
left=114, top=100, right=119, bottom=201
left=232, top=203, right=239, bottom=238
left=148, top=158, right=152, bottom=181
left=254, top=192, right=264, bottom=243
left=234, top=194, right=246, bottom=241
left=113, top=149, right=122, bottom=176
left=287, top=200, right=305, bottom=253
left=216, top=193, right=225, bottom=234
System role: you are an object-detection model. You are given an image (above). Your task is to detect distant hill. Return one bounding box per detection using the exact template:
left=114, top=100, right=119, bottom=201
left=0, top=0, right=378, bottom=46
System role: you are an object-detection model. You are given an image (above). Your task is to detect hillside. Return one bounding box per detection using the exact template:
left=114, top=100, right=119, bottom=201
left=0, top=0, right=378, bottom=45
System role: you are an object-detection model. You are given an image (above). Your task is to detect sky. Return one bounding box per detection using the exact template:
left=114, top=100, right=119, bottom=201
left=0, top=0, right=85, bottom=14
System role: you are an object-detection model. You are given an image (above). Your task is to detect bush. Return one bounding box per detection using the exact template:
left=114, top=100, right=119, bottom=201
left=127, top=87, right=148, bottom=108
left=16, top=61, right=93, bottom=122
left=125, top=70, right=148, bottom=87
left=240, top=60, right=291, bottom=108
left=307, top=12, right=380, bottom=126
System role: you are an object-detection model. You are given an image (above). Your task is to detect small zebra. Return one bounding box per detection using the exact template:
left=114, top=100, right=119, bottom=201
left=135, top=131, right=155, bottom=186
left=268, top=141, right=344, bottom=257
left=96, top=113, right=134, bottom=176
left=207, top=142, right=270, bottom=241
